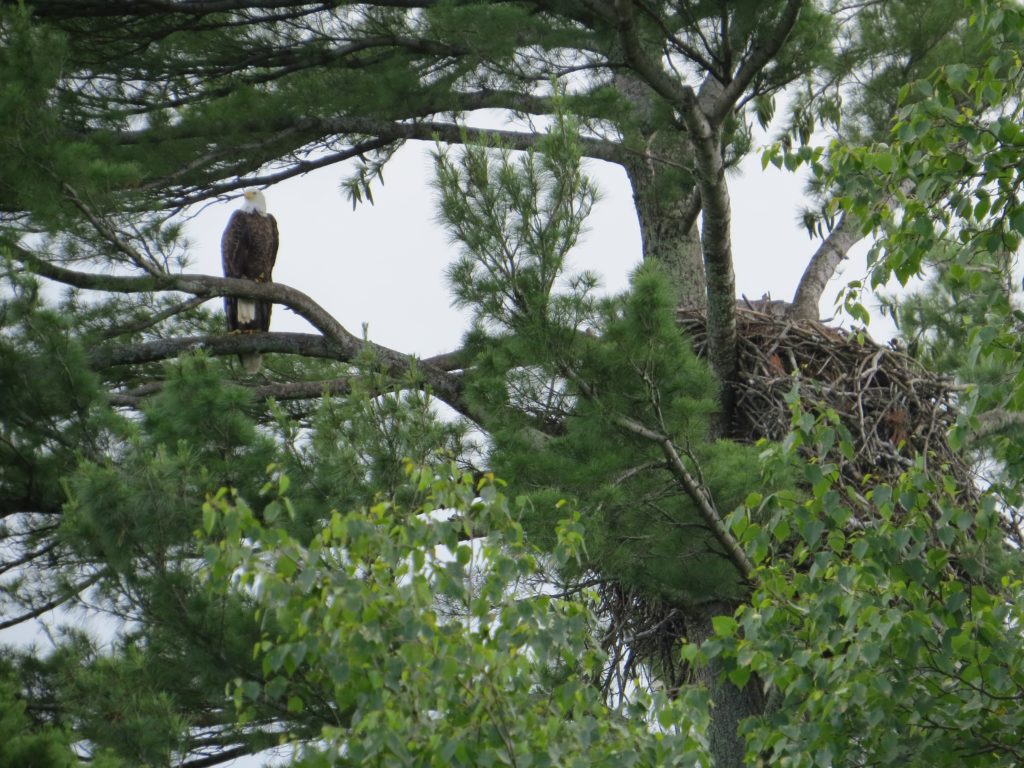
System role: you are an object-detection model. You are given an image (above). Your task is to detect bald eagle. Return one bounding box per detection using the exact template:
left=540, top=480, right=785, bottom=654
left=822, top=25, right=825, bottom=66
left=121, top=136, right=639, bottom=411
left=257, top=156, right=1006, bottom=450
left=221, top=188, right=279, bottom=373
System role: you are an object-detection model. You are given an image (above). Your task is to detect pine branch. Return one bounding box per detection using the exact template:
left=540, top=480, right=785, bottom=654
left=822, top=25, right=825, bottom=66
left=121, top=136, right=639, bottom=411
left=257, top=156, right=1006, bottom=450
left=179, top=746, right=261, bottom=768
left=109, top=377, right=358, bottom=408
left=13, top=247, right=471, bottom=418
left=0, top=570, right=108, bottom=631
left=92, top=332, right=358, bottom=368
left=570, top=374, right=756, bottom=583
left=101, top=296, right=208, bottom=339
left=610, top=414, right=756, bottom=583
left=711, top=0, right=804, bottom=125
left=155, top=120, right=619, bottom=209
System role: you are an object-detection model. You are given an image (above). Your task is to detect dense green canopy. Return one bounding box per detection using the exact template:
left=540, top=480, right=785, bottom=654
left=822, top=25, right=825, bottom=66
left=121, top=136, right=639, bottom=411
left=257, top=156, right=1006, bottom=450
left=2, top=1, right=1024, bottom=766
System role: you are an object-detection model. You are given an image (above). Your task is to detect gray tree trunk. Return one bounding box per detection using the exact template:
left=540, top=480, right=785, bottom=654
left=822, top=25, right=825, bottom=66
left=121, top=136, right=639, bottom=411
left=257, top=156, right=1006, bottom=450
left=614, top=73, right=707, bottom=311
left=789, top=210, right=865, bottom=320
left=624, top=156, right=706, bottom=312
left=686, top=600, right=767, bottom=768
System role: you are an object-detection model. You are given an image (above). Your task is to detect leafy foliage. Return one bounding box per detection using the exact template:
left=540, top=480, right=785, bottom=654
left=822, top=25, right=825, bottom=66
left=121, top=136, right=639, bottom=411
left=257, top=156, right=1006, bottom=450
left=4, top=2, right=1024, bottom=767
left=710, top=402, right=1024, bottom=766
left=201, top=464, right=709, bottom=767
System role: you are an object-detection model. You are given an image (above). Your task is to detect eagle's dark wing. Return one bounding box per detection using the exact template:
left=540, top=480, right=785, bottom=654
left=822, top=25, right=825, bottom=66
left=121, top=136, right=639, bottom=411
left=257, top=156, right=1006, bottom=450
left=221, top=210, right=246, bottom=331
left=269, top=213, right=279, bottom=269
left=254, top=213, right=279, bottom=332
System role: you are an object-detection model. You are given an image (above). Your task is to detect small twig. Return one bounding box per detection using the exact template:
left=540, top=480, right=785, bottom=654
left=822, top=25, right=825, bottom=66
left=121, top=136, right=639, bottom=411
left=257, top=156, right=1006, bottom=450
left=62, top=183, right=163, bottom=276
left=101, top=295, right=208, bottom=339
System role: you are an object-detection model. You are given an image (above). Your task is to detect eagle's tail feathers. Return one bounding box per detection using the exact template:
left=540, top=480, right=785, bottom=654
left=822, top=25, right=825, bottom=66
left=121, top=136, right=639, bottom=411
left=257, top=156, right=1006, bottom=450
left=237, top=299, right=257, bottom=325
left=239, top=352, right=262, bottom=374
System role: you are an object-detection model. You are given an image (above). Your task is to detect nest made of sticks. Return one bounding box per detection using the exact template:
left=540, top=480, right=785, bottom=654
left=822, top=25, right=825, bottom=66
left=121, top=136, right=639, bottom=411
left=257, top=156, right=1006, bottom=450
left=680, top=305, right=975, bottom=495
left=592, top=306, right=976, bottom=698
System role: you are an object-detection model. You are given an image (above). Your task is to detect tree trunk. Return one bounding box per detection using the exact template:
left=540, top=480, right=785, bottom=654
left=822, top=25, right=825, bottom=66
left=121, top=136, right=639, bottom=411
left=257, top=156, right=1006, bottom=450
left=686, top=600, right=767, bottom=768
left=626, top=165, right=706, bottom=311
left=789, top=210, right=864, bottom=320
left=614, top=73, right=707, bottom=310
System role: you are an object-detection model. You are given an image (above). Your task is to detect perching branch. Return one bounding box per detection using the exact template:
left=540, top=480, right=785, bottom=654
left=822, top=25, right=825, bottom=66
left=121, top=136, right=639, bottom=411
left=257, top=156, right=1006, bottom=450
left=13, top=246, right=470, bottom=418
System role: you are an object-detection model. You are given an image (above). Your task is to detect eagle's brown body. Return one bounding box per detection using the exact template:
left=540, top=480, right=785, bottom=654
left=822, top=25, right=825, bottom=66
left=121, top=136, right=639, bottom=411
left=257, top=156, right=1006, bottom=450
left=221, top=199, right=279, bottom=372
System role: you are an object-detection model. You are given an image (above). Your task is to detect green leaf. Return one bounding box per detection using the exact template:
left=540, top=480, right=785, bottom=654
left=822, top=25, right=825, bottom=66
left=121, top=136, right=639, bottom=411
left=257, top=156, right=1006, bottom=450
left=712, top=615, right=738, bottom=638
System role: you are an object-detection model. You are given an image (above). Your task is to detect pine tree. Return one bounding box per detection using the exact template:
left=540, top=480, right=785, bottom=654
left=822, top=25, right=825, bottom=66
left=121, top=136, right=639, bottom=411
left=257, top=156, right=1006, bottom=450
left=3, top=2, right=1024, bottom=767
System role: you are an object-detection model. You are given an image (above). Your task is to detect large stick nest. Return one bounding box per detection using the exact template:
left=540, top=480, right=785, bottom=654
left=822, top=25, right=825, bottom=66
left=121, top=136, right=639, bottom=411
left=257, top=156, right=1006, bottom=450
left=594, top=305, right=976, bottom=696
left=681, top=305, right=975, bottom=496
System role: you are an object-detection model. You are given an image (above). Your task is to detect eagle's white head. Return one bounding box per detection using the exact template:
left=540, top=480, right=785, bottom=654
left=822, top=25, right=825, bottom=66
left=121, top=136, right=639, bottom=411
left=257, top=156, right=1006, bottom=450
left=241, top=187, right=268, bottom=215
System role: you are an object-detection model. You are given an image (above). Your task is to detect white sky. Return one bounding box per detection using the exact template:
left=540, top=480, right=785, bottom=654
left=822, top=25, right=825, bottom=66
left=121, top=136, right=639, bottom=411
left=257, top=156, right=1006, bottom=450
left=182, top=139, right=896, bottom=356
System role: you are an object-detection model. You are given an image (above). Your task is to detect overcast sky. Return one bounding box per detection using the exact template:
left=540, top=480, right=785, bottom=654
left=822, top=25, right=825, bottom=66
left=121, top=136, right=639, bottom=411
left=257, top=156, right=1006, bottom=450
left=182, top=139, right=895, bottom=356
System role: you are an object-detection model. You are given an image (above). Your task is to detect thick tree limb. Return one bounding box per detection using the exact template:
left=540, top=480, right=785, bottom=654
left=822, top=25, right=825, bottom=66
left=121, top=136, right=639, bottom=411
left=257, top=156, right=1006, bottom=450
left=791, top=182, right=912, bottom=320
left=971, top=409, right=1024, bottom=441
left=154, top=118, right=620, bottom=208
left=690, top=120, right=739, bottom=413
left=789, top=210, right=865, bottom=320
left=93, top=332, right=357, bottom=368
left=613, top=0, right=738, bottom=410
left=14, top=248, right=470, bottom=418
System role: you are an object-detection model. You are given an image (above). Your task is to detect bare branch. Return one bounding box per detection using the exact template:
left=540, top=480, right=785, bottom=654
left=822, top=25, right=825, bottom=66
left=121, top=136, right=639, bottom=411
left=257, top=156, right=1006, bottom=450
left=13, top=246, right=471, bottom=418
left=789, top=210, right=865, bottom=320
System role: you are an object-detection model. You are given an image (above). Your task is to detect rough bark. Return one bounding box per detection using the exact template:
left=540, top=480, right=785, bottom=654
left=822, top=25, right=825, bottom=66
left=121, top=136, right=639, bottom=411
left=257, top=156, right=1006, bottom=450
left=686, top=601, right=768, bottom=768
left=689, top=119, right=739, bottom=418
left=614, top=73, right=707, bottom=310
left=629, top=179, right=705, bottom=311
left=612, top=0, right=803, bottom=427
